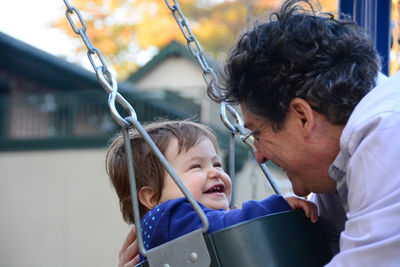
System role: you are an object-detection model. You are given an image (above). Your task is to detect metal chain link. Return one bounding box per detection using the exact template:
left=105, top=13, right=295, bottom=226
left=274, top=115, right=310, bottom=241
left=63, top=0, right=136, bottom=127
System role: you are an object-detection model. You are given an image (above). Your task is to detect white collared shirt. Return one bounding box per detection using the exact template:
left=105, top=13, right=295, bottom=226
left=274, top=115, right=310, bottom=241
left=320, top=72, right=400, bottom=266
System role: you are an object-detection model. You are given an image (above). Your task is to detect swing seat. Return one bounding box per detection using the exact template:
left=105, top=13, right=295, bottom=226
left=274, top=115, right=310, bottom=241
left=136, top=209, right=332, bottom=267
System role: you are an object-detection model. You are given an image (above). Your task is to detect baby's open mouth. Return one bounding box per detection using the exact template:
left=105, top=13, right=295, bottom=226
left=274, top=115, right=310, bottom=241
left=204, top=184, right=225, bottom=193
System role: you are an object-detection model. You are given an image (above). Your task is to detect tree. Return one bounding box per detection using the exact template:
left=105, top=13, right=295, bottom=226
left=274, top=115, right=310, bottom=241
left=56, top=0, right=338, bottom=80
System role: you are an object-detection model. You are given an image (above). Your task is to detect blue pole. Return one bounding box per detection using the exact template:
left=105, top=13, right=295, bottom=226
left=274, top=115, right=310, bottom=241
left=338, top=0, right=353, bottom=19
left=375, top=0, right=391, bottom=75
left=338, top=0, right=391, bottom=76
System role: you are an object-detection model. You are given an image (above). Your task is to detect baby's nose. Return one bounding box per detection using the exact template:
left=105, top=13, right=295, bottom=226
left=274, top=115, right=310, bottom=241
left=207, top=168, right=221, bottom=179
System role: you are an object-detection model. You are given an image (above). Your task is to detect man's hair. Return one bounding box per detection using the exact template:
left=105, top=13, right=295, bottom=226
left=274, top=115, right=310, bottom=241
left=218, top=0, right=380, bottom=130
left=106, top=120, right=220, bottom=224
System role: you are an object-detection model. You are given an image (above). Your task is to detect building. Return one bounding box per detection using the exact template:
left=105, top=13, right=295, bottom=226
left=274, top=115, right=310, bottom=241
left=0, top=32, right=192, bottom=267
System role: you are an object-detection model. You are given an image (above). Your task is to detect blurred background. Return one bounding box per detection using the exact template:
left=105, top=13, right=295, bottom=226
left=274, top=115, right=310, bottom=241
left=0, top=0, right=399, bottom=266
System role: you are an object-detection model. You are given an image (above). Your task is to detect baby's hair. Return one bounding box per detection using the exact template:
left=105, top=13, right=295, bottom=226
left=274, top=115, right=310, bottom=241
left=106, top=120, right=220, bottom=224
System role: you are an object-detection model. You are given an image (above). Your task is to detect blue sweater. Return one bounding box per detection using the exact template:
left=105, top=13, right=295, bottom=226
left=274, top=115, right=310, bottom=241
left=139, top=195, right=291, bottom=262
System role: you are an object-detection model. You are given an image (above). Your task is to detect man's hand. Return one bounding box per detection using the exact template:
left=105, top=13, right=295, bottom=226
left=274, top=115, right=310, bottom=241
left=119, top=226, right=139, bottom=267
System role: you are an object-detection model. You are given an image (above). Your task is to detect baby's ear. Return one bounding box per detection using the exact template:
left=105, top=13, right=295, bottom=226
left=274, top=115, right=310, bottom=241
left=138, top=186, right=158, bottom=210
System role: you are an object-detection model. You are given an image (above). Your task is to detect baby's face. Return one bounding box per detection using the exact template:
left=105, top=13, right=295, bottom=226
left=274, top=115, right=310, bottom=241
left=158, top=137, right=232, bottom=210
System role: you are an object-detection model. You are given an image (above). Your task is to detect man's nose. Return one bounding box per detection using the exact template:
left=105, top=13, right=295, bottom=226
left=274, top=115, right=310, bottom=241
left=254, top=150, right=268, bottom=164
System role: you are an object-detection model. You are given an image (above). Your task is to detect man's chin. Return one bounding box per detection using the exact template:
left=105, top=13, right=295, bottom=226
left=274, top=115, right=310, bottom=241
left=287, top=178, right=308, bottom=197
left=293, top=192, right=309, bottom=197
left=291, top=186, right=310, bottom=197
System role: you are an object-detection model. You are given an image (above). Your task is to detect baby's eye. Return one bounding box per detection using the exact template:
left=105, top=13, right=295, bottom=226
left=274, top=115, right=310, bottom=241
left=190, top=164, right=201, bottom=169
left=213, top=162, right=222, bottom=168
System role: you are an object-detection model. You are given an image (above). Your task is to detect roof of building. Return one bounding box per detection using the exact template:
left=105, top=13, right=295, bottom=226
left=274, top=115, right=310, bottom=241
left=0, top=31, right=137, bottom=93
left=127, top=40, right=221, bottom=83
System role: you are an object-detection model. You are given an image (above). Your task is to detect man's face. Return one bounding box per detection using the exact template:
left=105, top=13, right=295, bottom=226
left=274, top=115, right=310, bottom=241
left=240, top=102, right=338, bottom=196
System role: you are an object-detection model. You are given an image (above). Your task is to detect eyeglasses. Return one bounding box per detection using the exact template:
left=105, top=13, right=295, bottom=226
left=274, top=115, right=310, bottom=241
left=241, top=120, right=268, bottom=149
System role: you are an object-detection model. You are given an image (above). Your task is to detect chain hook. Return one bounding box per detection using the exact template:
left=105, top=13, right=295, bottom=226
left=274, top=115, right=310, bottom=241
left=95, top=67, right=136, bottom=127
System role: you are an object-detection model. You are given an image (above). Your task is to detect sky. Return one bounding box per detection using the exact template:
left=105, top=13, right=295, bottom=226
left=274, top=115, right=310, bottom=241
left=0, top=0, right=154, bottom=71
left=0, top=0, right=79, bottom=58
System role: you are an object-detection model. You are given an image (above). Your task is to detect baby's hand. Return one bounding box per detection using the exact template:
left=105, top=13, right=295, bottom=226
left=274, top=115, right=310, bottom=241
left=226, top=204, right=238, bottom=212
left=285, top=197, right=318, bottom=223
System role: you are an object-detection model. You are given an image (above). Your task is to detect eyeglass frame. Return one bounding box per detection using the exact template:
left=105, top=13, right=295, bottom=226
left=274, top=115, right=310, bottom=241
left=241, top=120, right=268, bottom=147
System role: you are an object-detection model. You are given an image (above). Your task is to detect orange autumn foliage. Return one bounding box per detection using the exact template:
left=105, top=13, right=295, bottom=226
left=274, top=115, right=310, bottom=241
left=55, top=0, right=338, bottom=80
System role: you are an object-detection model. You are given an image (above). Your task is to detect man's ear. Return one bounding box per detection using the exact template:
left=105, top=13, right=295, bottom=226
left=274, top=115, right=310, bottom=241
left=288, top=98, right=314, bottom=138
left=138, top=186, right=158, bottom=210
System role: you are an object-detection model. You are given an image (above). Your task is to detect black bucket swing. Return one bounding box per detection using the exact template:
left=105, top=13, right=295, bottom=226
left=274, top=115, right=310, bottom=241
left=63, top=0, right=333, bottom=266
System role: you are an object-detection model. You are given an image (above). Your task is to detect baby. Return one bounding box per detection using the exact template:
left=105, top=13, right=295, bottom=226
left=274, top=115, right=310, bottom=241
left=106, top=121, right=317, bottom=261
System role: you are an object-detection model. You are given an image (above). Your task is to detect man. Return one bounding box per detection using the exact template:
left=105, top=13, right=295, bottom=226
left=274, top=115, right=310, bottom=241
left=118, top=0, right=400, bottom=266
left=217, top=0, right=400, bottom=265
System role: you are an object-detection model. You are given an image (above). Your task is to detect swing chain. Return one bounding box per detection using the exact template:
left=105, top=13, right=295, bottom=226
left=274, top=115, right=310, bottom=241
left=63, top=0, right=137, bottom=127
left=165, top=0, right=247, bottom=135
left=63, top=0, right=108, bottom=74
left=164, top=0, right=220, bottom=101
left=62, top=0, right=136, bottom=126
